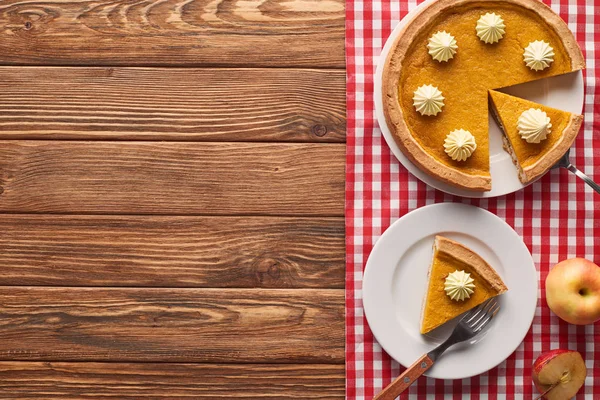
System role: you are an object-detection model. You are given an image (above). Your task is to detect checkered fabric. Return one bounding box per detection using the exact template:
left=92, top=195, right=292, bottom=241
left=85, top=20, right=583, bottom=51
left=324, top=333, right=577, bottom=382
left=345, top=0, right=600, bottom=398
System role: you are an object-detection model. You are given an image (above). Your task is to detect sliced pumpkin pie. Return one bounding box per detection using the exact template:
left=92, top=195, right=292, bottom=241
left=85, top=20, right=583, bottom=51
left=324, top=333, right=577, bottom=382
left=489, top=90, right=583, bottom=184
left=382, top=0, right=585, bottom=191
left=421, top=235, right=508, bottom=334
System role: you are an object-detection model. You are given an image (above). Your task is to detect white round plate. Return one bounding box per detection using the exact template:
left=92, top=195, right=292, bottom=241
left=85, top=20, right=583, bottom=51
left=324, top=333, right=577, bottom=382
left=374, top=0, right=585, bottom=198
left=362, top=203, right=538, bottom=379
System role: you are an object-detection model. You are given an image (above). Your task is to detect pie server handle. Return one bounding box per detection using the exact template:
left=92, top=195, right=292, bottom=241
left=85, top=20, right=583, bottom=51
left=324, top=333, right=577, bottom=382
left=373, top=353, right=435, bottom=399
left=566, top=164, right=600, bottom=194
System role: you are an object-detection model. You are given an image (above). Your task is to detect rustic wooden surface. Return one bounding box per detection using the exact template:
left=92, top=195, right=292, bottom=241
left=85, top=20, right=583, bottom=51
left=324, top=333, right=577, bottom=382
left=0, top=0, right=345, bottom=67
left=0, top=288, right=344, bottom=363
left=0, top=0, right=346, bottom=396
left=0, top=141, right=345, bottom=215
left=0, top=362, right=345, bottom=398
left=0, top=215, right=344, bottom=288
left=0, top=67, right=346, bottom=142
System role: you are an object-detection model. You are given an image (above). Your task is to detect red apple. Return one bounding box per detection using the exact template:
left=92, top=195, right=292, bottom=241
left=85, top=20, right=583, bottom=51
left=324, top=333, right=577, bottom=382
left=532, top=349, right=587, bottom=400
left=546, top=258, right=600, bottom=325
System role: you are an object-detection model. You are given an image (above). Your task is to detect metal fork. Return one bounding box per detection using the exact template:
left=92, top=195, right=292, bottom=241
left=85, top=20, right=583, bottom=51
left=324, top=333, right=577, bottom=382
left=374, top=299, right=501, bottom=400
left=552, top=149, right=600, bottom=194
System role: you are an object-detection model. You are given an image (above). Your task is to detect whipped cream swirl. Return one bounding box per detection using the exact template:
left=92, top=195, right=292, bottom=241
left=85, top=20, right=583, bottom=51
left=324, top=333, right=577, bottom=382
left=413, top=84, right=445, bottom=116
left=523, top=40, right=555, bottom=71
left=444, top=129, right=477, bottom=161
left=444, top=270, right=476, bottom=301
left=427, top=31, right=458, bottom=62
left=476, top=13, right=505, bottom=44
left=518, top=108, right=552, bottom=143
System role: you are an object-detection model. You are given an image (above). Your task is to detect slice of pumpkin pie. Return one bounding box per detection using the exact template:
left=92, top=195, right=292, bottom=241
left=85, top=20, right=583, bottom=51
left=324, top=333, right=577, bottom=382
left=488, top=90, right=582, bottom=184
left=421, top=235, right=508, bottom=334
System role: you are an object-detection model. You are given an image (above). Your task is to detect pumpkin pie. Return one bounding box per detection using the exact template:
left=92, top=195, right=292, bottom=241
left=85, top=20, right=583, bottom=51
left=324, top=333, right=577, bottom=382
left=382, top=0, right=585, bottom=191
left=489, top=90, right=583, bottom=184
left=421, top=235, right=508, bottom=334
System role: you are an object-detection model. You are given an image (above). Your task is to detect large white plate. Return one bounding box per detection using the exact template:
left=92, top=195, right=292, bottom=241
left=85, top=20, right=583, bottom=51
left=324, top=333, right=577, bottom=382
left=374, top=0, right=585, bottom=198
left=362, top=203, right=538, bottom=379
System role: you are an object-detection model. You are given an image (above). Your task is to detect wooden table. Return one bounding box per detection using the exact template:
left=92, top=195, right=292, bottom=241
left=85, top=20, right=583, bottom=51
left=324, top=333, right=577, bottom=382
left=0, top=0, right=346, bottom=397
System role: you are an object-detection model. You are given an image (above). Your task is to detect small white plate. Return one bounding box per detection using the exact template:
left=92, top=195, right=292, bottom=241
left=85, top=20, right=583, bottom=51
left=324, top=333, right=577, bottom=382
left=362, top=203, right=538, bottom=379
left=374, top=0, right=585, bottom=198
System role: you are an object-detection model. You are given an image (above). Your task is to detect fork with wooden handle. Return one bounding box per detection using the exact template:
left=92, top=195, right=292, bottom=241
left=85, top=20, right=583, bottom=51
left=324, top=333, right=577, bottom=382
left=374, top=299, right=500, bottom=400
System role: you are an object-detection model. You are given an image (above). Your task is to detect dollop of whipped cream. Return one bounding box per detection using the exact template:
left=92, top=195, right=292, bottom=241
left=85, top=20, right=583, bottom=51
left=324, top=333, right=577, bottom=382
left=523, top=40, right=555, bottom=71
left=517, top=108, right=552, bottom=143
left=476, top=13, right=505, bottom=44
left=412, top=85, right=445, bottom=116
left=444, top=270, right=476, bottom=301
left=444, top=129, right=477, bottom=161
left=427, top=31, right=457, bottom=62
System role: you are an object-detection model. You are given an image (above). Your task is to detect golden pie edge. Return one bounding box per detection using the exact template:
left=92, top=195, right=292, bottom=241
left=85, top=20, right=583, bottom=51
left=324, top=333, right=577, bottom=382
left=435, top=235, right=508, bottom=294
left=382, top=0, right=585, bottom=192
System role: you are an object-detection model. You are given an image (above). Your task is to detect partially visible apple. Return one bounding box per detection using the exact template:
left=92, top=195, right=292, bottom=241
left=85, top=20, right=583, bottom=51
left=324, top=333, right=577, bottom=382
left=533, top=349, right=587, bottom=400
left=546, top=258, right=600, bottom=325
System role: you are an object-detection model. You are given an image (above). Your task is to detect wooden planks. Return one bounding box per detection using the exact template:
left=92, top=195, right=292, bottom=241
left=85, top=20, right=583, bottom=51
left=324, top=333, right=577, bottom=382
left=0, top=0, right=345, bottom=67
left=0, top=141, right=345, bottom=216
left=0, top=287, right=344, bottom=363
left=0, top=362, right=345, bottom=398
left=0, top=0, right=347, bottom=395
left=0, top=67, right=346, bottom=142
left=0, top=215, right=345, bottom=288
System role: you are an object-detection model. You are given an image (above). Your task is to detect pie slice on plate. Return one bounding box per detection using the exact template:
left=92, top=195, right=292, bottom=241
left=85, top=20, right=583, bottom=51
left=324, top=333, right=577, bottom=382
left=488, top=89, right=583, bottom=184
left=421, top=235, right=508, bottom=334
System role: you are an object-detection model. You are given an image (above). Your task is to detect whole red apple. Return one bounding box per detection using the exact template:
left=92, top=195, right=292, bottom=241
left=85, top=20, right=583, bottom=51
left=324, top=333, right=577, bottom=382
left=546, top=258, right=600, bottom=325
left=532, top=349, right=586, bottom=400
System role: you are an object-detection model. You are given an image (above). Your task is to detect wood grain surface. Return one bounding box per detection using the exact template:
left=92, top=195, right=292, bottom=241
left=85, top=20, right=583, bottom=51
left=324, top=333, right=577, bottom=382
left=0, top=215, right=344, bottom=288
left=0, top=362, right=345, bottom=398
left=0, top=67, right=346, bottom=142
left=0, top=0, right=347, bottom=394
left=0, top=141, right=345, bottom=216
left=0, top=0, right=345, bottom=67
left=0, top=287, right=344, bottom=363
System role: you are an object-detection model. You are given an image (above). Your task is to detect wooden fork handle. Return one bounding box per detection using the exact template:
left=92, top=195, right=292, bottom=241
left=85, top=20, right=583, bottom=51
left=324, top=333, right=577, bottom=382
left=373, top=354, right=434, bottom=400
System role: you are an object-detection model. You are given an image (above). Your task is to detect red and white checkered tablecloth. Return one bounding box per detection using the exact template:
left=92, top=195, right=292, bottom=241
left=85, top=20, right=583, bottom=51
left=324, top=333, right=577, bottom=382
left=345, top=0, right=600, bottom=397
